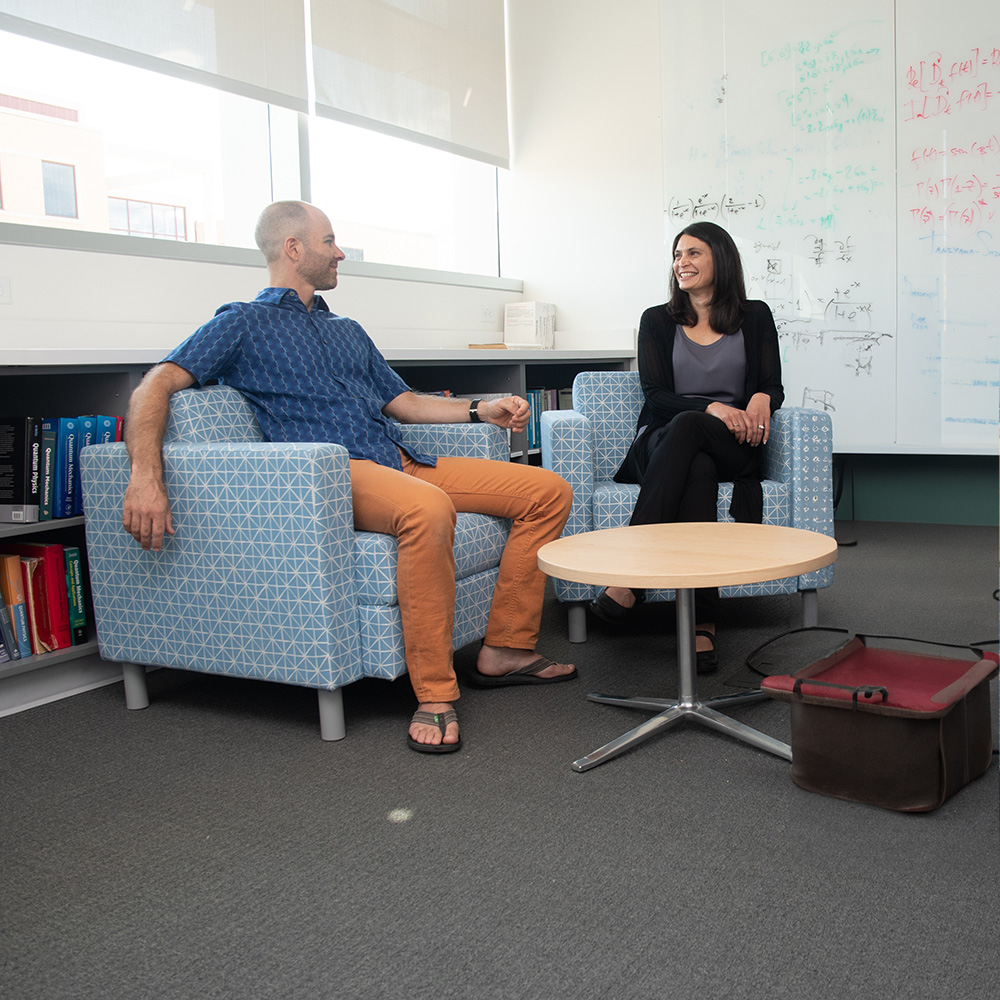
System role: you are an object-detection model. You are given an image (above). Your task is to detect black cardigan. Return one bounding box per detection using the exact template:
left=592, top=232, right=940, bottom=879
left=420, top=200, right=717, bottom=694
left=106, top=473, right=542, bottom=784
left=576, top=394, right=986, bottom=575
left=614, top=299, right=784, bottom=520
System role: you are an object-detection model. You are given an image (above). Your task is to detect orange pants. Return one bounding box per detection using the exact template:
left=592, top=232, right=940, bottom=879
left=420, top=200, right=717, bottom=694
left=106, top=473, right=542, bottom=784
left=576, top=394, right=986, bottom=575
left=349, top=453, right=572, bottom=703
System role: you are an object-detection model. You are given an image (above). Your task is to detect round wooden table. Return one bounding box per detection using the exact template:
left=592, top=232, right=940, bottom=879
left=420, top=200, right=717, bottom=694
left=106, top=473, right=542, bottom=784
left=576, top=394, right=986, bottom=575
left=537, top=522, right=839, bottom=771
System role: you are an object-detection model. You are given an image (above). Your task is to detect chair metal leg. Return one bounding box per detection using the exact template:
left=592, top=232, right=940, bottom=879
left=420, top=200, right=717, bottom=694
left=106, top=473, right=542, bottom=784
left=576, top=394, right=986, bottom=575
left=568, top=603, right=588, bottom=643
left=122, top=662, right=149, bottom=710
left=318, top=687, right=346, bottom=741
left=801, top=588, right=818, bottom=628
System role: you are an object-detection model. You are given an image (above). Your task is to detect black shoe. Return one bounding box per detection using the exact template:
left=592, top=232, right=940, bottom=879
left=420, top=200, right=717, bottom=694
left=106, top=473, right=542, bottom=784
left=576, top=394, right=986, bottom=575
left=695, top=629, right=718, bottom=673
left=588, top=589, right=644, bottom=624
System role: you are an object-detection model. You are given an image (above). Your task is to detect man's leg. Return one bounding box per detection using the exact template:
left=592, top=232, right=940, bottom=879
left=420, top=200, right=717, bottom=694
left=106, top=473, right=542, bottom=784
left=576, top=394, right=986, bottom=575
left=349, top=460, right=461, bottom=747
left=406, top=455, right=575, bottom=679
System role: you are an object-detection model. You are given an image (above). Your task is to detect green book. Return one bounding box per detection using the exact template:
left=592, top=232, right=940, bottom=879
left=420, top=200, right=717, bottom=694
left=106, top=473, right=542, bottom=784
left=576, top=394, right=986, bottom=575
left=63, top=545, right=87, bottom=645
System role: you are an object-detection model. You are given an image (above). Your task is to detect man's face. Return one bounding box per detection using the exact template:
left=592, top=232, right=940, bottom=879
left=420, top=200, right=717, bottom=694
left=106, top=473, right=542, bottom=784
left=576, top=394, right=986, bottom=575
left=296, top=210, right=346, bottom=291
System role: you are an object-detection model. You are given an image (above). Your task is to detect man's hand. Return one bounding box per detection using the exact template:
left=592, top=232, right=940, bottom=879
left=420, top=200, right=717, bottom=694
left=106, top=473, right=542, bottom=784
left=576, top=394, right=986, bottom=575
left=122, top=471, right=174, bottom=551
left=120, top=362, right=195, bottom=549
left=481, top=396, right=530, bottom=433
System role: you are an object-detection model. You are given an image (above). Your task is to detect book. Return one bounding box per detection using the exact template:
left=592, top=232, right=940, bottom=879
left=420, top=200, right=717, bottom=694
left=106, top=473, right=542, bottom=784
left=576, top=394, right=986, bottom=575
left=0, top=598, right=18, bottom=661
left=526, top=387, right=545, bottom=449
left=74, top=416, right=97, bottom=515
left=1, top=542, right=72, bottom=652
left=41, top=417, right=80, bottom=519
left=503, top=302, right=556, bottom=349
left=0, top=416, right=42, bottom=524
left=94, top=414, right=122, bottom=444
left=0, top=553, right=32, bottom=658
left=63, top=545, right=88, bottom=645
left=39, top=425, right=56, bottom=521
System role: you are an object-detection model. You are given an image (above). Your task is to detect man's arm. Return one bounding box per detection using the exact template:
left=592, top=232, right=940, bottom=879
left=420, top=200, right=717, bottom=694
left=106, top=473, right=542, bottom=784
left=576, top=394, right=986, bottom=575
left=121, top=362, right=196, bottom=551
left=383, top=391, right=530, bottom=433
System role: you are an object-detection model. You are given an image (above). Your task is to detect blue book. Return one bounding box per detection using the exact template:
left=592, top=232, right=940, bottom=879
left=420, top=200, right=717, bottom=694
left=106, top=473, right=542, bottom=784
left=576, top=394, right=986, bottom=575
left=95, top=414, right=120, bottom=443
left=74, top=416, right=97, bottom=516
left=41, top=417, right=79, bottom=519
left=0, top=599, right=18, bottom=661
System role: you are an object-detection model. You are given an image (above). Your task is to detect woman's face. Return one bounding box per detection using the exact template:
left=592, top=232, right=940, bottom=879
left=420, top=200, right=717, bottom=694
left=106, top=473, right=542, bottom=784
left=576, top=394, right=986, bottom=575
left=673, top=235, right=715, bottom=296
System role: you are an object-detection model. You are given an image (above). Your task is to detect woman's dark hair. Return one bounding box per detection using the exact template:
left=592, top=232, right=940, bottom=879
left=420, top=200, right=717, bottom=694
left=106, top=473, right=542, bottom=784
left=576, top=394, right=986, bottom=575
left=667, top=221, right=747, bottom=334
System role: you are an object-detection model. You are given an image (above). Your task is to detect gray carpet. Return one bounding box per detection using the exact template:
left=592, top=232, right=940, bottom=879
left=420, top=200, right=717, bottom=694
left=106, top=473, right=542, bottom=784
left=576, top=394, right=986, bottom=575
left=1, top=521, right=997, bottom=1000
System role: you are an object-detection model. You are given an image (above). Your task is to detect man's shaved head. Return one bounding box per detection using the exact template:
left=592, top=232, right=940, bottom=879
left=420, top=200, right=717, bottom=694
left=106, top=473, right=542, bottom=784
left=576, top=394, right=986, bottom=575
left=254, top=201, right=315, bottom=263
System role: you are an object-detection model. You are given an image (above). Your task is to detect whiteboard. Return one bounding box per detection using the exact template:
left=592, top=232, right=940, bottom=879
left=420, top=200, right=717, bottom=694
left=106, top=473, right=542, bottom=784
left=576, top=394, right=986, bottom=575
left=659, top=0, right=999, bottom=453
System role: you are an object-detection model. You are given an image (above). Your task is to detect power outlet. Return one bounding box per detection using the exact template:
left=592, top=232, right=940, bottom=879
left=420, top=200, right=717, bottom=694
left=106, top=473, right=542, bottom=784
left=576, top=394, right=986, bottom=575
left=0, top=277, right=10, bottom=305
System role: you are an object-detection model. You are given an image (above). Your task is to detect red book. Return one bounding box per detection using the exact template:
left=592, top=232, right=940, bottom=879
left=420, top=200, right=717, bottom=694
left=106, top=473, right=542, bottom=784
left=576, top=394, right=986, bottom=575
left=0, top=542, right=72, bottom=652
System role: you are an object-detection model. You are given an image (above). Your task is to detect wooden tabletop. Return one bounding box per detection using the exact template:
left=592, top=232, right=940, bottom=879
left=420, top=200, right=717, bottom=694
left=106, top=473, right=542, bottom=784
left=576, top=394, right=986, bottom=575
left=538, top=522, right=838, bottom=590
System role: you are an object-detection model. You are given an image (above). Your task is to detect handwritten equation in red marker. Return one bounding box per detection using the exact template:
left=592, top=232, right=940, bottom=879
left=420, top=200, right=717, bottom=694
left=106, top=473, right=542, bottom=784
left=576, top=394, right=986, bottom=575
left=902, top=45, right=1000, bottom=239
left=902, top=46, right=1000, bottom=121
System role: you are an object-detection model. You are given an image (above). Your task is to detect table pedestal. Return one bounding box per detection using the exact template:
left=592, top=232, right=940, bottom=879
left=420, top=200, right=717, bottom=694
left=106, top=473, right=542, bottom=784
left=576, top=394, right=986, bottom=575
left=572, top=589, right=792, bottom=772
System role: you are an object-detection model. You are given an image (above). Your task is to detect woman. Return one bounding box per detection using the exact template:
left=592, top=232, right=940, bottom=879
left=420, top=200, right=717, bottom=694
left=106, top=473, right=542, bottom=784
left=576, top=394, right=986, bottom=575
left=589, top=221, right=783, bottom=671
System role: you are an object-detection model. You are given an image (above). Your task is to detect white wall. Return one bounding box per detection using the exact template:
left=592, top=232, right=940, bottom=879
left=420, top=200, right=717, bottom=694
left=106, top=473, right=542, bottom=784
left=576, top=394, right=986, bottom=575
left=0, top=240, right=524, bottom=357
left=502, top=0, right=666, bottom=345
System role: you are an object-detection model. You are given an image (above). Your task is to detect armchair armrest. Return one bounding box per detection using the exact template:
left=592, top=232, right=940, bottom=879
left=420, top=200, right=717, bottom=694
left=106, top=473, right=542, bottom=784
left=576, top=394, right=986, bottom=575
left=764, top=407, right=835, bottom=589
left=764, top=408, right=835, bottom=534
left=396, top=422, right=509, bottom=461
left=80, top=439, right=363, bottom=688
left=541, top=409, right=595, bottom=537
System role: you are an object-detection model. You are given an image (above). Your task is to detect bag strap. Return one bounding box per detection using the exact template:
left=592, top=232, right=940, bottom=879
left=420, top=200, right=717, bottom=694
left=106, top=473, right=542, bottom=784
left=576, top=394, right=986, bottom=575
left=791, top=677, right=889, bottom=708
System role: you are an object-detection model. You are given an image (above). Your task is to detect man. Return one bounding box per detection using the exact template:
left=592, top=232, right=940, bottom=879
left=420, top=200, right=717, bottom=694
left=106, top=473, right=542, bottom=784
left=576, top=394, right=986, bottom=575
left=122, top=201, right=576, bottom=753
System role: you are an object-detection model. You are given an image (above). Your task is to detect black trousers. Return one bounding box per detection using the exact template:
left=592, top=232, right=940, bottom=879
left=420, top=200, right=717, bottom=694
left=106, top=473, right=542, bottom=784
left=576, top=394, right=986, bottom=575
left=628, top=410, right=760, bottom=622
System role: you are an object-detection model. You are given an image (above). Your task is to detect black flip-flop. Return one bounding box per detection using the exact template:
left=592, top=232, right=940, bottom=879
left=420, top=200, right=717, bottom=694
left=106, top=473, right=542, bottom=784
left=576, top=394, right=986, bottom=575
left=465, top=656, right=578, bottom=688
left=407, top=709, right=462, bottom=754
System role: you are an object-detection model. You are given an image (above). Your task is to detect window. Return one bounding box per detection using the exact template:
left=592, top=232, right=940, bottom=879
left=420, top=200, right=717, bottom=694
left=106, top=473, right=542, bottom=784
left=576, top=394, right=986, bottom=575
left=0, top=17, right=505, bottom=276
left=41, top=161, right=77, bottom=218
left=308, top=117, right=500, bottom=274
left=109, top=197, right=187, bottom=241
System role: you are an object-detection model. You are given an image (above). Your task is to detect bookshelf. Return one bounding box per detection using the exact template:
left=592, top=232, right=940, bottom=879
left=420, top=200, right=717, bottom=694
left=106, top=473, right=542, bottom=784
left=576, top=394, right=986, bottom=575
left=0, top=359, right=151, bottom=716
left=0, top=347, right=634, bottom=714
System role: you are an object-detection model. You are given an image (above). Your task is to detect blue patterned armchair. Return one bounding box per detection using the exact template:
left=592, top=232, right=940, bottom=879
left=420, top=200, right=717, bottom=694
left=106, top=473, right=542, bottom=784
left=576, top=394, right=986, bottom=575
left=541, top=371, right=834, bottom=642
left=80, top=386, right=511, bottom=740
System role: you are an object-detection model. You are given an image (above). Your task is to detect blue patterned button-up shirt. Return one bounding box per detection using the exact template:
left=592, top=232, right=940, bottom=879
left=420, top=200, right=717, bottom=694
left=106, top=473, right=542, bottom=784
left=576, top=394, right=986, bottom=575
left=164, top=287, right=433, bottom=469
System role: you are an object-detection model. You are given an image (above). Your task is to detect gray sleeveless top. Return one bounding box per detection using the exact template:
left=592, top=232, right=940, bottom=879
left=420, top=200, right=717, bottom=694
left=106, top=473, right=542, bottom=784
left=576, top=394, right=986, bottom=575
left=672, top=325, right=746, bottom=404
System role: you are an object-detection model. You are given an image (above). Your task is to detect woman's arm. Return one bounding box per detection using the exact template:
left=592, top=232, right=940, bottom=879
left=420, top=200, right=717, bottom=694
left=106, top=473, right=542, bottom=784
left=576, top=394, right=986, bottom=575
left=637, top=306, right=712, bottom=422
left=748, top=300, right=784, bottom=412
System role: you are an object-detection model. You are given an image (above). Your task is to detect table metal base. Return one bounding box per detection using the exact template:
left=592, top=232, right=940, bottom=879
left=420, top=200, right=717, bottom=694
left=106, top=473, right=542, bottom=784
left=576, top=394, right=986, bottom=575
left=572, top=588, right=791, bottom=772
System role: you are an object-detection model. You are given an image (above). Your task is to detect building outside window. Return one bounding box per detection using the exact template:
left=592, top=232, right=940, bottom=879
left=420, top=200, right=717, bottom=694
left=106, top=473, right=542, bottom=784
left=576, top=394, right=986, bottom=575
left=108, top=197, right=187, bottom=240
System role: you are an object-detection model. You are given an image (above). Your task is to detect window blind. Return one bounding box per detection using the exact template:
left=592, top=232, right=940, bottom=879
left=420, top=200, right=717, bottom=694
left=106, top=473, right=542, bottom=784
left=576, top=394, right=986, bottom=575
left=310, top=0, right=509, bottom=168
left=0, top=0, right=510, bottom=167
left=0, top=1, right=309, bottom=112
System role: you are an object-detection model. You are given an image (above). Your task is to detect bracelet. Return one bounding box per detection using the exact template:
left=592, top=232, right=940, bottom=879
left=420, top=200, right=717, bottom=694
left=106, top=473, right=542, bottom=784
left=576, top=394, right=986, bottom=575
left=469, top=399, right=482, bottom=423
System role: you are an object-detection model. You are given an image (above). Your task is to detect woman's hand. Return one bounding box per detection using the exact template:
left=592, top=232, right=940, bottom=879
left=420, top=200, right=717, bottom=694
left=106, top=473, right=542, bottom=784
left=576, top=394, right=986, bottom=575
left=745, top=393, right=772, bottom=446
left=706, top=397, right=770, bottom=446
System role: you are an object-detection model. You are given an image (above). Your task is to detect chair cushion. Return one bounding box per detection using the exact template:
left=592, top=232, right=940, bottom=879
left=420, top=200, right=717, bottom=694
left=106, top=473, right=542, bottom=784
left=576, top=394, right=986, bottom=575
left=354, top=513, right=511, bottom=604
